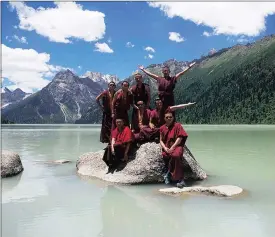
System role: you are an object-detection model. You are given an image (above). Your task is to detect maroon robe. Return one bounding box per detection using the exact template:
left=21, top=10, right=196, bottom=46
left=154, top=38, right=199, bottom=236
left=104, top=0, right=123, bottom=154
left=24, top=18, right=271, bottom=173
left=103, top=126, right=134, bottom=168
left=131, top=83, right=150, bottom=106
left=112, top=91, right=133, bottom=130
left=99, top=90, right=115, bottom=143
left=157, top=76, right=177, bottom=112
left=160, top=122, right=188, bottom=181
left=132, top=109, right=159, bottom=143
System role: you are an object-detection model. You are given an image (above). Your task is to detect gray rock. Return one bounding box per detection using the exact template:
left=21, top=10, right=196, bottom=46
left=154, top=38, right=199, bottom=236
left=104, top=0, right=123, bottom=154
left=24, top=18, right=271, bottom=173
left=1, top=150, right=24, bottom=178
left=159, top=185, right=243, bottom=197
left=76, top=142, right=207, bottom=184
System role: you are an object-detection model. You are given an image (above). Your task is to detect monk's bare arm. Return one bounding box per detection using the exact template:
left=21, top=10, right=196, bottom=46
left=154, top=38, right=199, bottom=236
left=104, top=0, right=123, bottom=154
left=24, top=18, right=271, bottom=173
left=111, top=138, right=115, bottom=154
left=96, top=92, right=104, bottom=109
left=149, top=116, right=155, bottom=129
left=147, top=86, right=151, bottom=107
left=175, top=62, right=196, bottom=80
left=170, top=102, right=196, bottom=111
left=111, top=92, right=118, bottom=116
left=124, top=142, right=130, bottom=155
left=139, top=66, right=160, bottom=81
left=160, top=133, right=168, bottom=152
left=170, top=137, right=183, bottom=150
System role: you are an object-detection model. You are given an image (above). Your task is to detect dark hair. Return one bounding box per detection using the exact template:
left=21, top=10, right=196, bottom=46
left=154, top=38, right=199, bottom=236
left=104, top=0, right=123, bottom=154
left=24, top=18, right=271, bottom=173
left=122, top=80, right=129, bottom=86
left=108, top=81, right=116, bottom=86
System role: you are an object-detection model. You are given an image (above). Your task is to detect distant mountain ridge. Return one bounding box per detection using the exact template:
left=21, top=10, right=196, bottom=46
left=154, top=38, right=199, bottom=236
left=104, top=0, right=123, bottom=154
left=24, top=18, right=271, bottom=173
left=1, top=87, right=31, bottom=108
left=1, top=70, right=119, bottom=124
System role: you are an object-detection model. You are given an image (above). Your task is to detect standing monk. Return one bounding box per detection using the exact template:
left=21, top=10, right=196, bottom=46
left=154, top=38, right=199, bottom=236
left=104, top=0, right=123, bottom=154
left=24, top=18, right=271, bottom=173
left=111, top=81, right=138, bottom=130
left=150, top=98, right=196, bottom=129
left=139, top=62, right=196, bottom=112
left=160, top=110, right=188, bottom=188
left=96, top=81, right=116, bottom=143
left=103, top=118, right=134, bottom=169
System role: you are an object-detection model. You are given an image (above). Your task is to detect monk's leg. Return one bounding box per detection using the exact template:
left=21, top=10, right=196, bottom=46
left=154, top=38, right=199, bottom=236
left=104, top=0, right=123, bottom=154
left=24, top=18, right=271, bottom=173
left=162, top=152, right=171, bottom=184
left=103, top=145, right=115, bottom=168
left=114, top=144, right=126, bottom=165
left=169, top=147, right=186, bottom=188
left=100, top=113, right=112, bottom=143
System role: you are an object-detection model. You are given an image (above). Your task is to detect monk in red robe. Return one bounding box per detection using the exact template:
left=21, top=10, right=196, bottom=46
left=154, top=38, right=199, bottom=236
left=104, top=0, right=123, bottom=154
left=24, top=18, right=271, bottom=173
left=150, top=98, right=196, bottom=129
left=103, top=118, right=134, bottom=169
left=96, top=81, right=116, bottom=143
left=139, top=62, right=196, bottom=112
left=131, top=100, right=159, bottom=144
left=111, top=81, right=138, bottom=130
left=160, top=110, right=189, bottom=188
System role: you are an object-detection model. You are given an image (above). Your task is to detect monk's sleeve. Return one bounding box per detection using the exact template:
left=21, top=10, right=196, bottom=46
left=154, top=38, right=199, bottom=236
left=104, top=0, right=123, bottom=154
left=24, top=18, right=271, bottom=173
left=175, top=123, right=188, bottom=146
left=111, top=128, right=117, bottom=140
left=123, top=127, right=133, bottom=143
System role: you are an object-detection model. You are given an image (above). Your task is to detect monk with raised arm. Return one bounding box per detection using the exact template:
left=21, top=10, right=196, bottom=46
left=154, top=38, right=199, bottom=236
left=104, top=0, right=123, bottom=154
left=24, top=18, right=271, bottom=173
left=160, top=111, right=188, bottom=188
left=139, top=62, right=195, bottom=112
left=103, top=118, right=134, bottom=169
left=131, top=100, right=159, bottom=144
left=96, top=81, right=116, bottom=143
left=150, top=98, right=196, bottom=129
left=111, top=81, right=138, bottom=130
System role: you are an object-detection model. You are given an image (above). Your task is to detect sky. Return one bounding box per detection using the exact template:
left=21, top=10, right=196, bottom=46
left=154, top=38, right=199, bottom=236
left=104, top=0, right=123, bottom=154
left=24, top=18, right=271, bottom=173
left=2, top=1, right=275, bottom=93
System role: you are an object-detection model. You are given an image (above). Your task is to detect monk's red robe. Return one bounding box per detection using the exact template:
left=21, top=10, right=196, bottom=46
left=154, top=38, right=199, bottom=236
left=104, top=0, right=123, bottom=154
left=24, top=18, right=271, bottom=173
left=132, top=109, right=159, bottom=143
left=99, top=90, right=115, bottom=143
left=103, top=126, right=134, bottom=168
left=157, top=76, right=177, bottom=112
left=112, top=91, right=133, bottom=130
left=160, top=122, right=188, bottom=181
left=131, top=83, right=150, bottom=106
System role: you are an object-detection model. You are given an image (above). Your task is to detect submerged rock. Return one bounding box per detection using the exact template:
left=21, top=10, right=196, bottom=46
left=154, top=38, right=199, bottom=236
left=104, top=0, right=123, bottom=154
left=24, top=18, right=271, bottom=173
left=76, top=142, right=207, bottom=184
left=1, top=150, right=24, bottom=178
left=159, top=185, right=243, bottom=197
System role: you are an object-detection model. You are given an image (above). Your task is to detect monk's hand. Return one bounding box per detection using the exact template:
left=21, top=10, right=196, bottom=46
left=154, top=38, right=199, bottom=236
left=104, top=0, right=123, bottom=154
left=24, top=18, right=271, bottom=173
left=149, top=123, right=155, bottom=129
left=188, top=102, right=196, bottom=105
left=111, top=113, right=115, bottom=118
left=138, top=65, right=144, bottom=70
left=189, top=62, right=196, bottom=68
left=123, top=153, right=128, bottom=162
left=167, top=147, right=175, bottom=154
left=111, top=147, right=115, bottom=155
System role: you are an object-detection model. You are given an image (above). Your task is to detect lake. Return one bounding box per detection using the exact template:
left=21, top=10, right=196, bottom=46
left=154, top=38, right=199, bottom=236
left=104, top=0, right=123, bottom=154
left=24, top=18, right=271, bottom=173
left=1, top=124, right=275, bottom=237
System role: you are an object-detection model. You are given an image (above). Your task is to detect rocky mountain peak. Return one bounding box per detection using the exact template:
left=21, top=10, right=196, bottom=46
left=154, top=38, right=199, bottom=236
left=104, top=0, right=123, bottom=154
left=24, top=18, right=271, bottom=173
left=81, top=71, right=120, bottom=88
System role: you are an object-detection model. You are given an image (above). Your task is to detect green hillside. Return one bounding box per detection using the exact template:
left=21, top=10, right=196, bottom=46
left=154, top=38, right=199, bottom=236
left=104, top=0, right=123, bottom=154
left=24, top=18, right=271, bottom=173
left=173, top=35, right=275, bottom=124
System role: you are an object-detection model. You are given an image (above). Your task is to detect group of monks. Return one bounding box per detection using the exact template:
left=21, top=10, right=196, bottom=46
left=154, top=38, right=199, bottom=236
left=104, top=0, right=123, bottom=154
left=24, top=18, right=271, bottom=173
left=96, top=63, right=196, bottom=188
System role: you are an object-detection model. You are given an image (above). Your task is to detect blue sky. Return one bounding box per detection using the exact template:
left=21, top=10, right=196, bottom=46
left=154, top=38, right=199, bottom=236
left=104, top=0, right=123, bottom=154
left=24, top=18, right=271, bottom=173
left=2, top=1, right=275, bottom=93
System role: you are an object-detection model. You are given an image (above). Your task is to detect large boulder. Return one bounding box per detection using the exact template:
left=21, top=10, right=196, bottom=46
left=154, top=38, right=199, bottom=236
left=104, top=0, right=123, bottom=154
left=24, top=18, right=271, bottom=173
left=1, top=150, right=24, bottom=178
left=76, top=142, right=207, bottom=184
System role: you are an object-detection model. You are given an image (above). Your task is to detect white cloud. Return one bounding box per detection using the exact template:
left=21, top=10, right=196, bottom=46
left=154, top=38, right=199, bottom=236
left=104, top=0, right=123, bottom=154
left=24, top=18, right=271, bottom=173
left=237, top=35, right=250, bottom=43
left=107, top=38, right=112, bottom=43
left=203, top=31, right=212, bottom=37
left=78, top=65, right=82, bottom=70
left=9, top=2, right=106, bottom=43
left=94, top=42, right=114, bottom=53
left=144, top=54, right=154, bottom=59
left=145, top=46, right=155, bottom=53
left=168, top=32, right=184, bottom=42
left=2, top=44, right=70, bottom=93
left=148, top=2, right=275, bottom=36
left=126, top=42, right=135, bottom=48
left=13, top=35, right=28, bottom=44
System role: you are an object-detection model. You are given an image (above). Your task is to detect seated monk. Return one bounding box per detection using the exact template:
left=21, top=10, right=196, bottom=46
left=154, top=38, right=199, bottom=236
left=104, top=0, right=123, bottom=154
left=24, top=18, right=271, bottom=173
left=131, top=100, right=159, bottom=144
left=159, top=109, right=189, bottom=188
left=150, top=98, right=196, bottom=129
left=103, top=118, right=134, bottom=170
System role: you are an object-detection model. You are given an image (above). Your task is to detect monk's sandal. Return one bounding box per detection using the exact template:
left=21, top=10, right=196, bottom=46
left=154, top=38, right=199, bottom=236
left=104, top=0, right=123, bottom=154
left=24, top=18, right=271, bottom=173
left=176, top=180, right=187, bottom=188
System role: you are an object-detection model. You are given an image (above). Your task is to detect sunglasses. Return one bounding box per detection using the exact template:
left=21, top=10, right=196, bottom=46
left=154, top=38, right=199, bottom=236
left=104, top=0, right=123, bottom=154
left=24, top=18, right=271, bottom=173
left=165, top=116, right=173, bottom=119
left=109, top=84, right=115, bottom=87
left=137, top=104, right=144, bottom=107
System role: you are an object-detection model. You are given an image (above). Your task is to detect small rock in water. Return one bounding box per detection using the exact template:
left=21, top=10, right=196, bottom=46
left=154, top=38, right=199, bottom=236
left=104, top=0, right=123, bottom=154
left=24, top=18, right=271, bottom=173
left=159, top=185, right=243, bottom=197
left=1, top=150, right=24, bottom=178
left=53, top=159, right=71, bottom=164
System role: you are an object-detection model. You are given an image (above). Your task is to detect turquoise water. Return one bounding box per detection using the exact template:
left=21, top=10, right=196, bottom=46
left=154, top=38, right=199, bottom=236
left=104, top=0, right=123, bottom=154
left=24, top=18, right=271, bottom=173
left=1, top=124, right=275, bottom=237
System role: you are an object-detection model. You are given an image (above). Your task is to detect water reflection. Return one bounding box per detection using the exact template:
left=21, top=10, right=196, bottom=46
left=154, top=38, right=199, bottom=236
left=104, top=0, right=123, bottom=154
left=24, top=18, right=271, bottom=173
left=99, top=185, right=185, bottom=237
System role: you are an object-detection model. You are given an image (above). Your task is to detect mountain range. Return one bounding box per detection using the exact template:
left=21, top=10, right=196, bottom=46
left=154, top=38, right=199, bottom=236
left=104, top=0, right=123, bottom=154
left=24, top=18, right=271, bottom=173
left=2, top=34, right=275, bottom=124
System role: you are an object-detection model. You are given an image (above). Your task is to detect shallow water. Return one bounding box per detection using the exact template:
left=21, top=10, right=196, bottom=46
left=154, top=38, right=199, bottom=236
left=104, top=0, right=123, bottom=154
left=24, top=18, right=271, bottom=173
left=1, top=124, right=275, bottom=237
